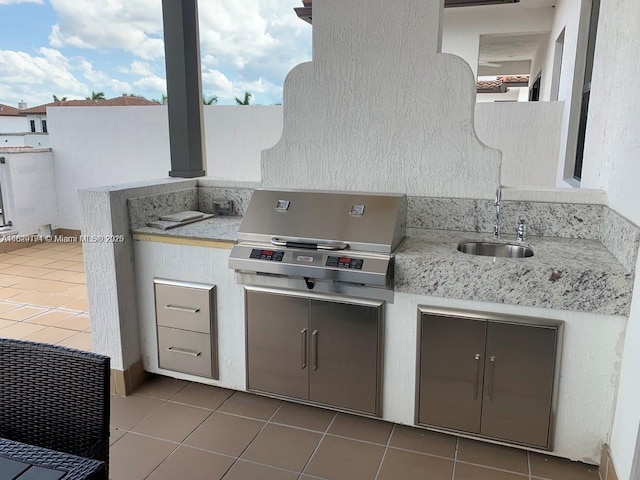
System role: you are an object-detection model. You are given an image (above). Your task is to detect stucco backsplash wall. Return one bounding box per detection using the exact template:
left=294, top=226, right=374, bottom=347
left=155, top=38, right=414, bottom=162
left=262, top=0, right=501, bottom=199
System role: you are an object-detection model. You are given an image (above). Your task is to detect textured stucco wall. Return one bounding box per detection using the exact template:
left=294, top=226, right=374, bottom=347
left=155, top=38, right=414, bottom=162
left=48, top=106, right=283, bottom=230
left=475, top=101, right=563, bottom=187
left=262, top=0, right=501, bottom=199
left=582, top=0, right=640, bottom=477
left=0, top=150, right=59, bottom=234
left=79, top=179, right=196, bottom=370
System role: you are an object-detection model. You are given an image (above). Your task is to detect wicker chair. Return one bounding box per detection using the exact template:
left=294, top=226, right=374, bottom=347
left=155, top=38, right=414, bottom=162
left=0, top=338, right=110, bottom=477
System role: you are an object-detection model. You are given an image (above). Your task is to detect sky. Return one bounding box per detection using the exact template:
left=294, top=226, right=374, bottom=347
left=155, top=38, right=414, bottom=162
left=0, top=0, right=312, bottom=107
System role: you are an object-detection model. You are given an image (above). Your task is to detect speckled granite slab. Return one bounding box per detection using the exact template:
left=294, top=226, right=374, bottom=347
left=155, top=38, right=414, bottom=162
left=128, top=188, right=198, bottom=230
left=133, top=216, right=242, bottom=242
left=198, top=187, right=254, bottom=216
left=599, top=207, right=640, bottom=273
left=396, top=229, right=633, bottom=316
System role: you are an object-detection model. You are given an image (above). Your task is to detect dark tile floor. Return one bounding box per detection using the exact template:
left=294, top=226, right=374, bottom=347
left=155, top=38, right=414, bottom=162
left=109, top=376, right=601, bottom=480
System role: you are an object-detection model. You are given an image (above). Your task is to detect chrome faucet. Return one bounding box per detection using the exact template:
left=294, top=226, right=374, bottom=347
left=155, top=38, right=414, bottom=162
left=516, top=219, right=527, bottom=242
left=494, top=187, right=502, bottom=238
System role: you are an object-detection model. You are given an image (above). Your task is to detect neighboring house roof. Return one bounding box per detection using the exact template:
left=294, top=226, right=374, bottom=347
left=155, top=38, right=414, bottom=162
left=477, top=80, right=507, bottom=93
left=0, top=103, right=21, bottom=116
left=21, top=95, right=159, bottom=115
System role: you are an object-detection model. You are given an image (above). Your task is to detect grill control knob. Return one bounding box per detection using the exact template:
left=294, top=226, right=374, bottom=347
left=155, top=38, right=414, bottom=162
left=304, top=277, right=315, bottom=290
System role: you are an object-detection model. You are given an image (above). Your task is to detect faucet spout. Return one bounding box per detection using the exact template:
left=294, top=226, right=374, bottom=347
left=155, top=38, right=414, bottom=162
left=494, top=187, right=502, bottom=239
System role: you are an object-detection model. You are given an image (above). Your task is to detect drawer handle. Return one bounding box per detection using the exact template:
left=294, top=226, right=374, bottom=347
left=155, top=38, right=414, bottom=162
left=487, top=355, right=496, bottom=402
left=165, top=304, right=200, bottom=314
left=167, top=346, right=202, bottom=357
left=473, top=353, right=481, bottom=400
left=312, top=330, right=319, bottom=371
left=301, top=329, right=308, bottom=369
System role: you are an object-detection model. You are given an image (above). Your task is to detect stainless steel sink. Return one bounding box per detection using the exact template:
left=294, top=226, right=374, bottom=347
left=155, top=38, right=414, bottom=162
left=457, top=241, right=534, bottom=258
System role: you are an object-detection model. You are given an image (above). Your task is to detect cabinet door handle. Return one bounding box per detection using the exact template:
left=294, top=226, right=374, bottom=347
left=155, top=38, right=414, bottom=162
left=165, top=304, right=200, bottom=314
left=167, top=346, right=202, bottom=357
left=487, top=355, right=496, bottom=402
left=301, top=329, right=308, bottom=369
left=312, top=330, right=319, bottom=371
left=473, top=353, right=481, bottom=400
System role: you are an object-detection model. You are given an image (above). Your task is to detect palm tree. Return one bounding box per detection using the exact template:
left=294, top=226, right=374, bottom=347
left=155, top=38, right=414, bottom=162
left=203, top=95, right=218, bottom=105
left=86, top=91, right=106, bottom=100
left=52, top=95, right=67, bottom=102
left=235, top=91, right=252, bottom=105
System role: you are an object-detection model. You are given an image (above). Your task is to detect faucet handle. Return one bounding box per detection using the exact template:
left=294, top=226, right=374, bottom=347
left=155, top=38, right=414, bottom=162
left=516, top=219, right=527, bottom=242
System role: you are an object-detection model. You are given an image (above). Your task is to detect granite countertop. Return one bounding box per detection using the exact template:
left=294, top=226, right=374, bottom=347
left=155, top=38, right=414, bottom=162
left=132, top=218, right=633, bottom=316
left=395, top=229, right=633, bottom=316
left=132, top=216, right=243, bottom=243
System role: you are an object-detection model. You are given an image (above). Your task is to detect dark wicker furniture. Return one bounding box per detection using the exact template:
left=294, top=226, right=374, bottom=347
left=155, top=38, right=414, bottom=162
left=0, top=438, right=105, bottom=480
left=0, top=339, right=110, bottom=478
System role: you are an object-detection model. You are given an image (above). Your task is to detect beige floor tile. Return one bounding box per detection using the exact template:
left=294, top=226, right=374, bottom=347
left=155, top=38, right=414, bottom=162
left=0, top=287, right=22, bottom=300
left=108, top=433, right=176, bottom=480
left=110, top=395, right=165, bottom=430
left=185, top=412, right=264, bottom=456
left=457, top=438, right=529, bottom=474
left=44, top=260, right=77, bottom=270
left=133, top=376, right=188, bottom=400
left=0, top=319, right=17, bottom=330
left=218, top=391, right=282, bottom=421
left=63, top=273, right=87, bottom=284
left=241, top=423, right=322, bottom=472
left=170, top=382, right=234, bottom=410
left=25, top=309, right=76, bottom=326
left=378, top=448, right=454, bottom=480
left=110, top=428, right=126, bottom=446
left=56, top=331, right=92, bottom=351
left=10, top=292, right=76, bottom=309
left=0, top=274, right=31, bottom=287
left=0, top=255, right=29, bottom=265
left=223, top=461, right=299, bottom=480
left=13, top=279, right=77, bottom=293
left=60, top=297, right=88, bottom=312
left=389, top=425, right=457, bottom=459
left=530, top=453, right=600, bottom=480
left=56, top=313, right=90, bottom=331
left=62, top=263, right=85, bottom=273
left=28, top=243, right=56, bottom=250
left=21, top=257, right=59, bottom=267
left=2, top=265, right=53, bottom=278
left=23, top=326, right=77, bottom=344
left=38, top=270, right=82, bottom=282
left=0, top=322, right=46, bottom=339
left=65, top=253, right=86, bottom=262
left=132, top=402, right=211, bottom=442
left=58, top=284, right=88, bottom=297
left=271, top=402, right=336, bottom=432
left=304, top=435, right=385, bottom=480
left=454, top=463, right=529, bottom=480
left=146, top=446, right=233, bottom=480
left=0, top=305, right=47, bottom=321
left=328, top=412, right=393, bottom=445
left=0, top=301, right=20, bottom=314
left=44, top=251, right=81, bottom=261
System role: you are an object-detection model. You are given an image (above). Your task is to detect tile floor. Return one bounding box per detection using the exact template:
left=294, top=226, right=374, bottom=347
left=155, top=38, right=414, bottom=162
left=0, top=242, right=602, bottom=480
left=0, top=241, right=90, bottom=350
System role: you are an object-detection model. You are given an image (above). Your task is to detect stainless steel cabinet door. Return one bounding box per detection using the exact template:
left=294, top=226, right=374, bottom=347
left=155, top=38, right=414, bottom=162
left=481, top=322, right=557, bottom=448
left=309, top=300, right=382, bottom=415
left=418, top=314, right=487, bottom=433
left=246, top=290, right=309, bottom=400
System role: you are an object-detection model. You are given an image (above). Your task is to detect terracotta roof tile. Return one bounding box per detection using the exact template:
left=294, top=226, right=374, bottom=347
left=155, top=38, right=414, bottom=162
left=476, top=80, right=507, bottom=93
left=498, top=75, right=529, bottom=85
left=20, top=95, right=160, bottom=114
left=0, top=103, right=21, bottom=116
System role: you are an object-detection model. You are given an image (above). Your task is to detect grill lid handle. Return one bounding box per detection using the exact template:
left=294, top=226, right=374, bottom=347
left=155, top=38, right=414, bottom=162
left=271, top=237, right=350, bottom=251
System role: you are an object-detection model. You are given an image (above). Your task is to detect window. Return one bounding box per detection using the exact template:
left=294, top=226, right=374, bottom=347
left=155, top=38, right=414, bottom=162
left=42, top=120, right=47, bottom=133
left=550, top=29, right=565, bottom=102
left=29, top=120, right=36, bottom=133
left=529, top=74, right=541, bottom=102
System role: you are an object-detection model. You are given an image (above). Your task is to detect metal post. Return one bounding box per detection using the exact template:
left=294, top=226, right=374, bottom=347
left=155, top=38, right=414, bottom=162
left=161, top=0, right=206, bottom=178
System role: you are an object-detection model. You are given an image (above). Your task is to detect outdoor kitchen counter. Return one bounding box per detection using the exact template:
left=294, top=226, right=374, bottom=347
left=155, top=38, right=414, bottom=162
left=132, top=219, right=633, bottom=316
left=395, top=229, right=633, bottom=316
left=131, top=216, right=242, bottom=247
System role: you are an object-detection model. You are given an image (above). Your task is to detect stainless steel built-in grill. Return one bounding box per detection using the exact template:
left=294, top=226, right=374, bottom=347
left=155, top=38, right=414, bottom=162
left=228, top=189, right=406, bottom=302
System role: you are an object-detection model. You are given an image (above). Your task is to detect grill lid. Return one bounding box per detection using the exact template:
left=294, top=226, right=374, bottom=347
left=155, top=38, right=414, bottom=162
left=237, top=189, right=406, bottom=254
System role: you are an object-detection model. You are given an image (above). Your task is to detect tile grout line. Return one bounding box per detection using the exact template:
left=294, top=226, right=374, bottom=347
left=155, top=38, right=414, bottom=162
left=373, top=423, right=396, bottom=480
left=298, top=411, right=338, bottom=478
left=451, top=436, right=459, bottom=480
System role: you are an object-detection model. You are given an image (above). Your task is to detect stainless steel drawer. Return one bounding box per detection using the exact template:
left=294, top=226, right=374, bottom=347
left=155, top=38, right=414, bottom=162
left=157, top=326, right=214, bottom=378
left=154, top=280, right=214, bottom=333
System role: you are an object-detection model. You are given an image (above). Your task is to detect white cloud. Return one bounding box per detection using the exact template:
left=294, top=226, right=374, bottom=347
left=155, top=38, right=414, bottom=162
left=49, top=0, right=164, bottom=60
left=116, top=60, right=156, bottom=77
left=133, top=75, right=166, bottom=96
left=79, top=60, right=131, bottom=94
left=0, top=48, right=87, bottom=105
